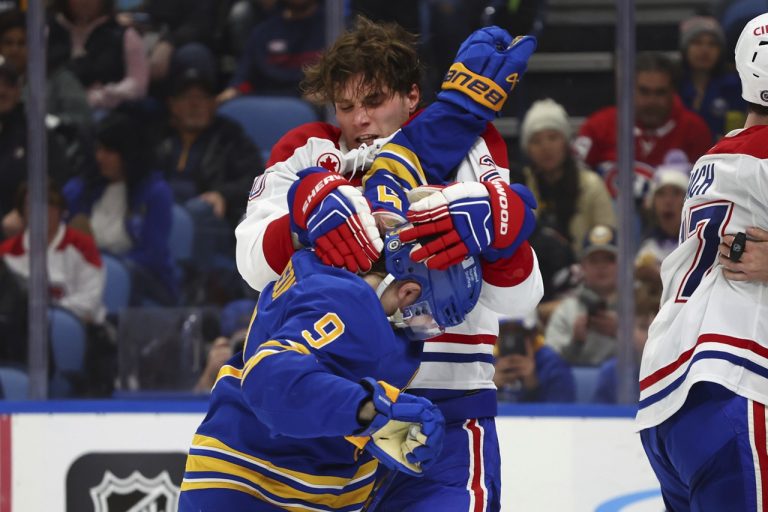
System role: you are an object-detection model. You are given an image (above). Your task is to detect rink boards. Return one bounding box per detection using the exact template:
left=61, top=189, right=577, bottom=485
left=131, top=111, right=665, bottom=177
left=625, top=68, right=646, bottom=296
left=0, top=402, right=664, bottom=512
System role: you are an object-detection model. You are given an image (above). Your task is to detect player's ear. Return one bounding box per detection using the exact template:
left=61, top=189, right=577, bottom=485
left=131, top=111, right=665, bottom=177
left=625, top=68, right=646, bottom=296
left=397, top=281, right=422, bottom=309
left=406, top=84, right=420, bottom=114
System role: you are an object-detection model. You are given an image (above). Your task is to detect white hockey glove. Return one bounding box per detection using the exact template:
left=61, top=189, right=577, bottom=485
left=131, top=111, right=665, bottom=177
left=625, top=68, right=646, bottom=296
left=348, top=378, right=445, bottom=476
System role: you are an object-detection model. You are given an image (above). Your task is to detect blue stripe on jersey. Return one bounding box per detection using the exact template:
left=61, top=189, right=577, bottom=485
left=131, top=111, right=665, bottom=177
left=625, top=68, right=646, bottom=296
left=419, top=352, right=495, bottom=364
left=186, top=447, right=376, bottom=495
left=183, top=471, right=366, bottom=512
left=639, top=350, right=768, bottom=409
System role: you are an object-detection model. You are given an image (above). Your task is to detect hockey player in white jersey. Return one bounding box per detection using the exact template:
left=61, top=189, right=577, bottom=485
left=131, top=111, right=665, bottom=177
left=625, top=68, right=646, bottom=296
left=637, top=13, right=768, bottom=511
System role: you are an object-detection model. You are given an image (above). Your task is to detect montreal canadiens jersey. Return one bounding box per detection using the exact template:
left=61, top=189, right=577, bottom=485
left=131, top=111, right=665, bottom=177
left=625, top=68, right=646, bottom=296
left=636, top=125, right=768, bottom=430
left=180, top=250, right=422, bottom=511
left=235, top=102, right=543, bottom=423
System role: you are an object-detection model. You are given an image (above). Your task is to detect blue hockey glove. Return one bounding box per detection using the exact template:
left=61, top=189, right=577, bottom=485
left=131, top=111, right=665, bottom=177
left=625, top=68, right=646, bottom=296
left=356, top=378, right=445, bottom=477
left=401, top=181, right=537, bottom=269
left=438, top=27, right=536, bottom=121
left=287, top=167, right=383, bottom=273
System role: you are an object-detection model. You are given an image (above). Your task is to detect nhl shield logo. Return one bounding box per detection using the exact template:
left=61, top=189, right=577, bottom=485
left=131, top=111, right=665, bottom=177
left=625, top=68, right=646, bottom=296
left=89, top=470, right=179, bottom=512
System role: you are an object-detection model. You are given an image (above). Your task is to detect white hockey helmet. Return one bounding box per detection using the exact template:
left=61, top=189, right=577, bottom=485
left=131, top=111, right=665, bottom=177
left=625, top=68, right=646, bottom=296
left=735, top=13, right=768, bottom=106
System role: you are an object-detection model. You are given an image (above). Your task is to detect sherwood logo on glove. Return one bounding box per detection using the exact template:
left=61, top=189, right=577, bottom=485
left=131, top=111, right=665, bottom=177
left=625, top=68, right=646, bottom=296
left=487, top=180, right=509, bottom=236
left=301, top=174, right=344, bottom=215
left=442, top=63, right=513, bottom=112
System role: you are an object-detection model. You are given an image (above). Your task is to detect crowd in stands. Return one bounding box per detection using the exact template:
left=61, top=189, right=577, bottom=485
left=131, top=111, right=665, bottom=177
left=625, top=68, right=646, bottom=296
left=0, top=0, right=749, bottom=402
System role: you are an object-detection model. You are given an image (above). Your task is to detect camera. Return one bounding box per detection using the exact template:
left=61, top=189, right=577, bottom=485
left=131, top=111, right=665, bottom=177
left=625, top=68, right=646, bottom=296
left=578, top=288, right=607, bottom=316
left=498, top=321, right=532, bottom=356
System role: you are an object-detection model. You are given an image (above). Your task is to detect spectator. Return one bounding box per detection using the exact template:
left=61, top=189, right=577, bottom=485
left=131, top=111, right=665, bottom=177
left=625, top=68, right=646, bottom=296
left=156, top=64, right=263, bottom=231
left=0, top=61, right=72, bottom=239
left=678, top=15, right=745, bottom=140
left=48, top=0, right=149, bottom=112
left=518, top=98, right=616, bottom=254
left=545, top=225, right=619, bottom=366
left=0, top=257, right=26, bottom=366
left=0, top=181, right=106, bottom=325
left=593, top=275, right=662, bottom=403
left=63, top=111, right=179, bottom=305
left=0, top=181, right=119, bottom=395
left=217, top=0, right=323, bottom=101
left=574, top=52, right=712, bottom=201
left=192, top=298, right=255, bottom=392
left=0, top=9, right=92, bottom=129
left=140, top=0, right=217, bottom=83
left=635, top=163, right=690, bottom=279
left=494, top=316, right=576, bottom=403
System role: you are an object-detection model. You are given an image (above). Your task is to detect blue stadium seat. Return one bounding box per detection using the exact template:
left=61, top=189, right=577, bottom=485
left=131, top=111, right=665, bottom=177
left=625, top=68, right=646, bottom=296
left=218, top=96, right=319, bottom=162
left=0, top=366, right=29, bottom=400
left=571, top=366, right=602, bottom=403
left=101, top=252, right=131, bottom=315
left=48, top=307, right=87, bottom=397
left=170, top=203, right=195, bottom=263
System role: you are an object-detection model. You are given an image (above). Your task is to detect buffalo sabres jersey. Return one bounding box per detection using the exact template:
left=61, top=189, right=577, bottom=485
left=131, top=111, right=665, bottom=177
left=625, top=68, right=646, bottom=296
left=636, top=125, right=768, bottom=430
left=180, top=250, right=422, bottom=511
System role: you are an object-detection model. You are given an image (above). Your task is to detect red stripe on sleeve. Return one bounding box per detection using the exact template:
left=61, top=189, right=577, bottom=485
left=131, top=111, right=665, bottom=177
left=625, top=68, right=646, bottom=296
left=58, top=228, right=103, bottom=268
left=752, top=402, right=768, bottom=510
left=263, top=215, right=296, bottom=276
left=480, top=123, right=509, bottom=169
left=481, top=241, right=534, bottom=287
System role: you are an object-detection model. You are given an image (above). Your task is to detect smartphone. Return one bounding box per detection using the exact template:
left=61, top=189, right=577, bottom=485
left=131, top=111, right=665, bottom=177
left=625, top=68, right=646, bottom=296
left=497, top=323, right=528, bottom=356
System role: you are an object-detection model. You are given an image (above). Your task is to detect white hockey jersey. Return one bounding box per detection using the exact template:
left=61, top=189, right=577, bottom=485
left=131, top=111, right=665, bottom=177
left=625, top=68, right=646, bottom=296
left=235, top=119, right=543, bottom=420
left=636, top=125, right=768, bottom=430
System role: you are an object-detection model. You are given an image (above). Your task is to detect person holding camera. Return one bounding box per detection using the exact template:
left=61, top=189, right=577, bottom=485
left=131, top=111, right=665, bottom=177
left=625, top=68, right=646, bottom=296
left=494, top=316, right=575, bottom=403
left=544, top=225, right=619, bottom=366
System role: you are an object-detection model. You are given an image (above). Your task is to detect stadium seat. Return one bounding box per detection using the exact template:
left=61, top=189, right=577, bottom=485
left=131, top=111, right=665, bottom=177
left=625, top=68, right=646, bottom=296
left=218, top=96, right=319, bottom=162
left=101, top=252, right=131, bottom=315
left=0, top=366, right=29, bottom=400
left=571, top=366, right=602, bottom=403
left=48, top=306, right=87, bottom=397
left=170, top=203, right=195, bottom=264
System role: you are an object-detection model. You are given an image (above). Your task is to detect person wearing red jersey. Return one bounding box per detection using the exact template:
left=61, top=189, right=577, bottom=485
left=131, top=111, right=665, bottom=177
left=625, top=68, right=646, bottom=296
left=574, top=52, right=712, bottom=202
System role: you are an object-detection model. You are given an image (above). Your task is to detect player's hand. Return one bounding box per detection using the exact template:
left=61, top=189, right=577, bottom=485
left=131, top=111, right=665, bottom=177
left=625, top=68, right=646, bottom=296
left=356, top=378, right=445, bottom=476
left=438, top=27, right=537, bottom=120
left=287, top=167, right=382, bottom=273
left=719, top=227, right=768, bottom=283
left=400, top=181, right=537, bottom=270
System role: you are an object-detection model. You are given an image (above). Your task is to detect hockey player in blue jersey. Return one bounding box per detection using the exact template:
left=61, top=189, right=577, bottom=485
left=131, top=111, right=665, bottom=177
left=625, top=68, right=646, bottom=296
left=178, top=225, right=483, bottom=511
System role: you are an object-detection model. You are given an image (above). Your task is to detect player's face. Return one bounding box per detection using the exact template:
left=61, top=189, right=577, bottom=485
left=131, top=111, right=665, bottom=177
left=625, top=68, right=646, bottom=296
left=686, top=33, right=721, bottom=73
left=526, top=129, right=568, bottom=175
left=95, top=144, right=125, bottom=182
left=653, top=185, right=686, bottom=236
left=0, top=28, right=26, bottom=75
left=581, top=250, right=617, bottom=294
left=634, top=71, right=674, bottom=129
left=169, top=86, right=216, bottom=133
left=334, top=75, right=419, bottom=149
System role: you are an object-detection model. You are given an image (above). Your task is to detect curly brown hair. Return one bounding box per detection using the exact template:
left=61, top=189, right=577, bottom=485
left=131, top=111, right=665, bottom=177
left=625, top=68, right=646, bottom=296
left=301, top=16, right=423, bottom=105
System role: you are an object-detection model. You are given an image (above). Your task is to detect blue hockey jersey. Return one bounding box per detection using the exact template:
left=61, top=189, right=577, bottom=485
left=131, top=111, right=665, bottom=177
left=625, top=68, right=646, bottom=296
left=180, top=250, right=422, bottom=511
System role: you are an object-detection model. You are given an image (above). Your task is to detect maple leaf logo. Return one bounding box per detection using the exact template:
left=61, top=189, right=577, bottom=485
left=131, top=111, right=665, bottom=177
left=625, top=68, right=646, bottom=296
left=317, top=153, right=341, bottom=173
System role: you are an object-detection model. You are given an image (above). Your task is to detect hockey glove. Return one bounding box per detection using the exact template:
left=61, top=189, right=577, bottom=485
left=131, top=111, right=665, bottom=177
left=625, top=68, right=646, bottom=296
left=355, top=378, right=445, bottom=477
left=401, top=181, right=537, bottom=270
left=287, top=167, right=383, bottom=273
left=438, top=27, right=537, bottom=121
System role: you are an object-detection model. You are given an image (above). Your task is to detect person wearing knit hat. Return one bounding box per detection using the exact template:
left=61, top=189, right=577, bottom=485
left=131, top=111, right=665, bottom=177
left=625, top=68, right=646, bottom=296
left=518, top=98, right=615, bottom=256
left=678, top=15, right=745, bottom=139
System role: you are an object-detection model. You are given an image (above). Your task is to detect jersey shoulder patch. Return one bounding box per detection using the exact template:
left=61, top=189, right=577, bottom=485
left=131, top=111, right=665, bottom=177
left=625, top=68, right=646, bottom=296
left=267, top=122, right=342, bottom=166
